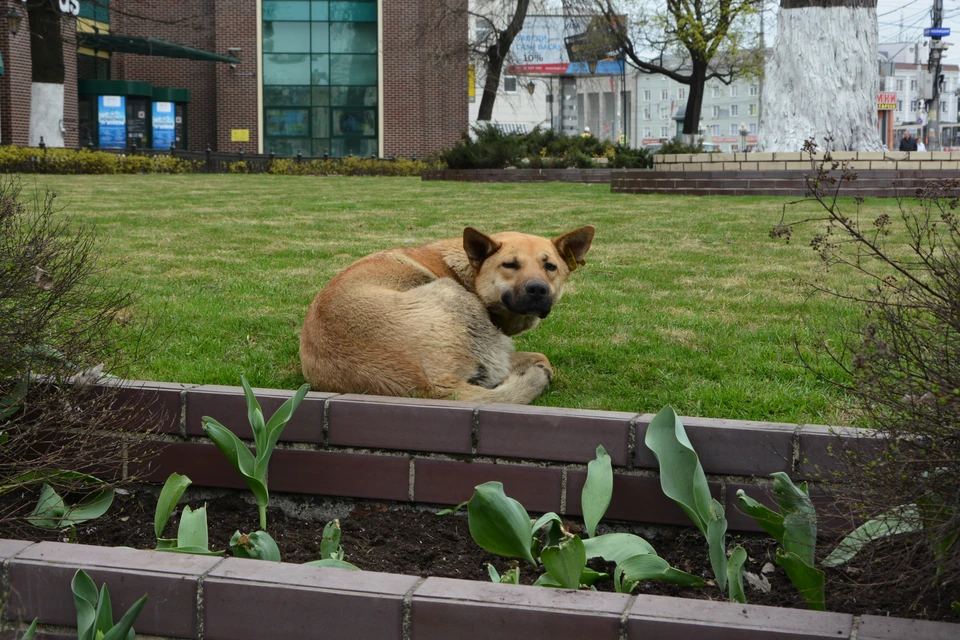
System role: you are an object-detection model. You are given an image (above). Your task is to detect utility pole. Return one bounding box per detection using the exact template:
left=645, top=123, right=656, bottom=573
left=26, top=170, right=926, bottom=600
left=757, top=0, right=764, bottom=131
left=927, top=0, right=946, bottom=150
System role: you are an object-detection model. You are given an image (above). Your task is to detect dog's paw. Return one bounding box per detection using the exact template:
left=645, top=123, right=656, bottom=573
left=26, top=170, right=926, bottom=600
left=534, top=362, right=553, bottom=384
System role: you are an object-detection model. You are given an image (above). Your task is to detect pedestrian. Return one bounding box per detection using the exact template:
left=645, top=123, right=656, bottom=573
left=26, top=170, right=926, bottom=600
left=582, top=126, right=591, bottom=138
left=917, top=137, right=927, bottom=152
left=899, top=130, right=918, bottom=152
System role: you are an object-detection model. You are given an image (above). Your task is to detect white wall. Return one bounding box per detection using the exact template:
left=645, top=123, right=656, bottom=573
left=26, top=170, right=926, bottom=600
left=29, top=83, right=66, bottom=148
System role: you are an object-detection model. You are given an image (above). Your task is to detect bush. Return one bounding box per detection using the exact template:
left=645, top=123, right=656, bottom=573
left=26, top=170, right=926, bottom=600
left=773, top=140, right=960, bottom=611
left=612, top=146, right=653, bottom=169
left=656, top=138, right=706, bottom=155
left=0, top=176, right=157, bottom=532
left=438, top=124, right=621, bottom=170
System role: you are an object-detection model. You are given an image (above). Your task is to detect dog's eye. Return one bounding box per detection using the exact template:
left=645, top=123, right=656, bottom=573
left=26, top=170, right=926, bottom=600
left=544, top=262, right=558, bottom=272
left=502, top=261, right=520, bottom=269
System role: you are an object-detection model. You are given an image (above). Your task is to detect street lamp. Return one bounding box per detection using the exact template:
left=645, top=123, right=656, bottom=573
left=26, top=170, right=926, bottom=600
left=0, top=6, right=22, bottom=35
left=739, top=122, right=748, bottom=151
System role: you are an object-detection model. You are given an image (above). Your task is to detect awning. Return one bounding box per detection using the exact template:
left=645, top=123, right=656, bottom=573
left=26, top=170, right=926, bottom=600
left=77, top=33, right=240, bottom=64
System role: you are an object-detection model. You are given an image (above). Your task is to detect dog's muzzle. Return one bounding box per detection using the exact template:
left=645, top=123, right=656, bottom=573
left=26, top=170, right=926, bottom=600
left=502, top=281, right=553, bottom=318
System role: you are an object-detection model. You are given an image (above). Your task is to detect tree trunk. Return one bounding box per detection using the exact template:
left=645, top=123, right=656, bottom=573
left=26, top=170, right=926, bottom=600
left=682, top=63, right=708, bottom=138
left=757, top=0, right=883, bottom=152
left=476, top=0, right=530, bottom=122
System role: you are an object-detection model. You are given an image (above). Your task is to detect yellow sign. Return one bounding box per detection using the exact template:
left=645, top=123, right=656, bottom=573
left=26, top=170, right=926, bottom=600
left=468, top=65, right=475, bottom=103
left=231, top=129, right=250, bottom=142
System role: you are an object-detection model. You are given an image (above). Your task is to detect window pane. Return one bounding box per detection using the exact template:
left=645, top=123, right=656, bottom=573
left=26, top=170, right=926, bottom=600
left=264, top=54, right=311, bottom=85
left=312, top=87, right=330, bottom=105
left=311, top=1, right=329, bottom=19
left=265, top=137, right=310, bottom=156
left=311, top=54, right=330, bottom=85
left=333, top=108, right=375, bottom=136
left=330, top=86, right=377, bottom=106
left=311, top=23, right=329, bottom=52
left=264, top=86, right=312, bottom=106
left=263, top=1, right=310, bottom=21
left=312, top=139, right=332, bottom=156
left=331, top=137, right=377, bottom=157
left=330, top=22, right=377, bottom=53
left=263, top=22, right=310, bottom=53
left=329, top=1, right=376, bottom=22
left=330, top=54, right=377, bottom=85
left=312, top=107, right=330, bottom=137
left=266, top=109, right=310, bottom=136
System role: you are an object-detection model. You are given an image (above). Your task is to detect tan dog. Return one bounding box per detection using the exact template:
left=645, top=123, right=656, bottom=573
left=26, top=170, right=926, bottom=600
left=300, top=225, right=594, bottom=404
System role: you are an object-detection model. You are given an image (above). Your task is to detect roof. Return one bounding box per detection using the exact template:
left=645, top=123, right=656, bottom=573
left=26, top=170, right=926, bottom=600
left=77, top=33, right=240, bottom=64
left=894, top=62, right=960, bottom=72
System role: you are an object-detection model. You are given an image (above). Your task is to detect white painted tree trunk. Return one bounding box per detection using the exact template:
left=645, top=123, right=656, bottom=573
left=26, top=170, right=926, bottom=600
left=29, top=83, right=66, bottom=148
left=757, top=5, right=884, bottom=152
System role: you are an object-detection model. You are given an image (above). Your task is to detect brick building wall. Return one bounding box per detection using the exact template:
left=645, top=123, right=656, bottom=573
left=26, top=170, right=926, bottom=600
left=0, top=12, right=33, bottom=146
left=61, top=16, right=79, bottom=148
left=381, top=0, right=468, bottom=158
left=213, top=0, right=258, bottom=154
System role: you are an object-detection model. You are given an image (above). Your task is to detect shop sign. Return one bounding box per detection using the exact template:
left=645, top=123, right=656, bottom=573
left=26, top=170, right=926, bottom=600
left=152, top=102, right=175, bottom=150
left=97, top=96, right=126, bottom=149
left=59, top=0, right=80, bottom=16
left=711, top=136, right=738, bottom=143
left=877, top=92, right=897, bottom=110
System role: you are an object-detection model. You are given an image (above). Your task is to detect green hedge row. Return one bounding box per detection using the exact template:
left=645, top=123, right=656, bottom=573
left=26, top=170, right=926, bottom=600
left=0, top=146, right=435, bottom=177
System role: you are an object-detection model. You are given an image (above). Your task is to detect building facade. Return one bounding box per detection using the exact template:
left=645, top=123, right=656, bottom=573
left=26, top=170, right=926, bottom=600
left=0, top=0, right=467, bottom=157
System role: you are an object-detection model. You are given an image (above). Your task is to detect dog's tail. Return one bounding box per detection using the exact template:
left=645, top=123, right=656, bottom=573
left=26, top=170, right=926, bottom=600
left=445, top=365, right=551, bottom=405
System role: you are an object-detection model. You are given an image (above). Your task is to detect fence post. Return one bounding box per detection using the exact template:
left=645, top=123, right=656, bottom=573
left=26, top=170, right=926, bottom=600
left=206, top=144, right=213, bottom=172
left=39, top=137, right=46, bottom=154
left=238, top=148, right=244, bottom=161
left=296, top=148, right=302, bottom=164
left=170, top=143, right=176, bottom=158
left=323, top=151, right=329, bottom=161
left=131, top=143, right=138, bottom=156
left=87, top=140, right=94, bottom=151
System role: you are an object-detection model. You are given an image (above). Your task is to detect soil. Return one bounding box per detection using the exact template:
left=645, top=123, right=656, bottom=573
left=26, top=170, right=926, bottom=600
left=1, top=488, right=957, bottom=623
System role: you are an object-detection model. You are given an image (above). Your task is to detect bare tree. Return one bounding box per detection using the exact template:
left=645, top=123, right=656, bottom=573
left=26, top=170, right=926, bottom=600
left=757, top=0, right=884, bottom=152
left=470, top=0, right=533, bottom=121
left=566, top=0, right=763, bottom=140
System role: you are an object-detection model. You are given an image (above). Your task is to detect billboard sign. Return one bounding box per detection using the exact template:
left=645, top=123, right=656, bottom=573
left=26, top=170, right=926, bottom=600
left=98, top=95, right=126, bottom=149
left=507, top=14, right=626, bottom=76
left=876, top=92, right=897, bottom=110
left=152, top=102, right=176, bottom=149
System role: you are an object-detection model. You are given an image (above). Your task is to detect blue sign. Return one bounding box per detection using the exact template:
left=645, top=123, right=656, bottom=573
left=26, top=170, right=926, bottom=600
left=924, top=27, right=951, bottom=37
left=97, top=95, right=126, bottom=149
left=152, top=101, right=175, bottom=150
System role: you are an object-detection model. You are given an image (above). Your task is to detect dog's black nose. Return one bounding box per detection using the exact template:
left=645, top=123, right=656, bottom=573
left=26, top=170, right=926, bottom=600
left=525, top=281, right=549, bottom=297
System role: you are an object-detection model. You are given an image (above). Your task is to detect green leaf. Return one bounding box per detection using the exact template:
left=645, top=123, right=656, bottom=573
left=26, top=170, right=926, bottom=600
left=706, top=499, right=729, bottom=593
left=72, top=569, right=99, bottom=640
left=240, top=375, right=266, bottom=453
left=771, top=472, right=813, bottom=516
left=230, top=530, right=281, bottom=562
left=303, top=558, right=360, bottom=570
left=19, top=618, right=37, bottom=640
left=782, top=511, right=817, bottom=569
left=100, top=593, right=147, bottom=640
left=1, top=375, right=28, bottom=420
left=153, top=546, right=225, bottom=556
left=255, top=384, right=310, bottom=480
left=736, top=489, right=786, bottom=543
left=951, top=601, right=960, bottom=616
left=727, top=546, right=747, bottom=604
left=435, top=500, right=468, bottom=516
left=540, top=535, right=587, bottom=590
left=582, top=445, right=613, bottom=538
left=154, top=473, right=192, bottom=540
left=486, top=563, right=501, bottom=583
left=579, top=567, right=609, bottom=587
left=321, top=519, right=343, bottom=560
left=177, top=505, right=210, bottom=550
left=643, top=406, right=710, bottom=534
left=1, top=469, right=105, bottom=495
left=93, top=584, right=113, bottom=637
left=29, top=483, right=67, bottom=529
left=57, top=489, right=114, bottom=528
left=618, top=554, right=705, bottom=587
left=202, top=417, right=269, bottom=509
left=822, top=505, right=921, bottom=568
left=776, top=549, right=825, bottom=611
left=467, top=482, right=537, bottom=565
left=582, top=533, right=656, bottom=564
left=532, top=573, right=562, bottom=588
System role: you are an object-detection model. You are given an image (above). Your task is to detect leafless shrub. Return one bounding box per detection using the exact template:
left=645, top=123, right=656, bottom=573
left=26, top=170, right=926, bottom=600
left=0, top=176, right=160, bottom=534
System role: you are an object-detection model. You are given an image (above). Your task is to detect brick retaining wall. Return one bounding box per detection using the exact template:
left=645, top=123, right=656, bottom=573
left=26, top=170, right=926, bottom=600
left=422, top=168, right=613, bottom=183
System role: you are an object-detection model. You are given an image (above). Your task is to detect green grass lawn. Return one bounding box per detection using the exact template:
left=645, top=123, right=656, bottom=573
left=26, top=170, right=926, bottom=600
left=26, top=174, right=903, bottom=424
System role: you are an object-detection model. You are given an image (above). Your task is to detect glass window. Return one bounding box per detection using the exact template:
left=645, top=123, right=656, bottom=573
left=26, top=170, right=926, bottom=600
left=504, top=76, right=517, bottom=92
left=312, top=139, right=332, bottom=155
left=312, top=23, right=330, bottom=52
left=263, top=1, right=310, bottom=21
left=311, top=1, right=329, bottom=19
left=330, top=22, right=377, bottom=53
left=330, top=54, right=377, bottom=85
left=264, top=54, right=311, bottom=84
left=643, top=89, right=650, bottom=101
left=331, top=137, right=377, bottom=157
left=333, top=108, right=376, bottom=136
left=265, top=137, right=310, bottom=156
left=312, top=107, right=331, bottom=137
left=266, top=109, right=310, bottom=136
left=312, top=87, right=331, bottom=105
left=330, top=1, right=376, bottom=22
left=263, top=22, right=310, bottom=53
left=311, top=54, right=330, bottom=84
left=331, top=86, right=377, bottom=106
left=264, top=86, right=312, bottom=106
left=730, top=104, right=738, bottom=116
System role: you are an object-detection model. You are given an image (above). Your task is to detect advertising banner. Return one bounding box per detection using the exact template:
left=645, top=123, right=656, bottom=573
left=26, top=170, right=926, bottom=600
left=98, top=95, right=126, bottom=149
left=507, top=14, right=626, bottom=76
left=153, top=101, right=175, bottom=149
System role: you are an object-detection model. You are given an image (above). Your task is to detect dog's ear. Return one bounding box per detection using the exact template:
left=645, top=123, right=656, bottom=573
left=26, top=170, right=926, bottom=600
left=553, top=225, right=595, bottom=271
left=463, top=227, right=502, bottom=270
